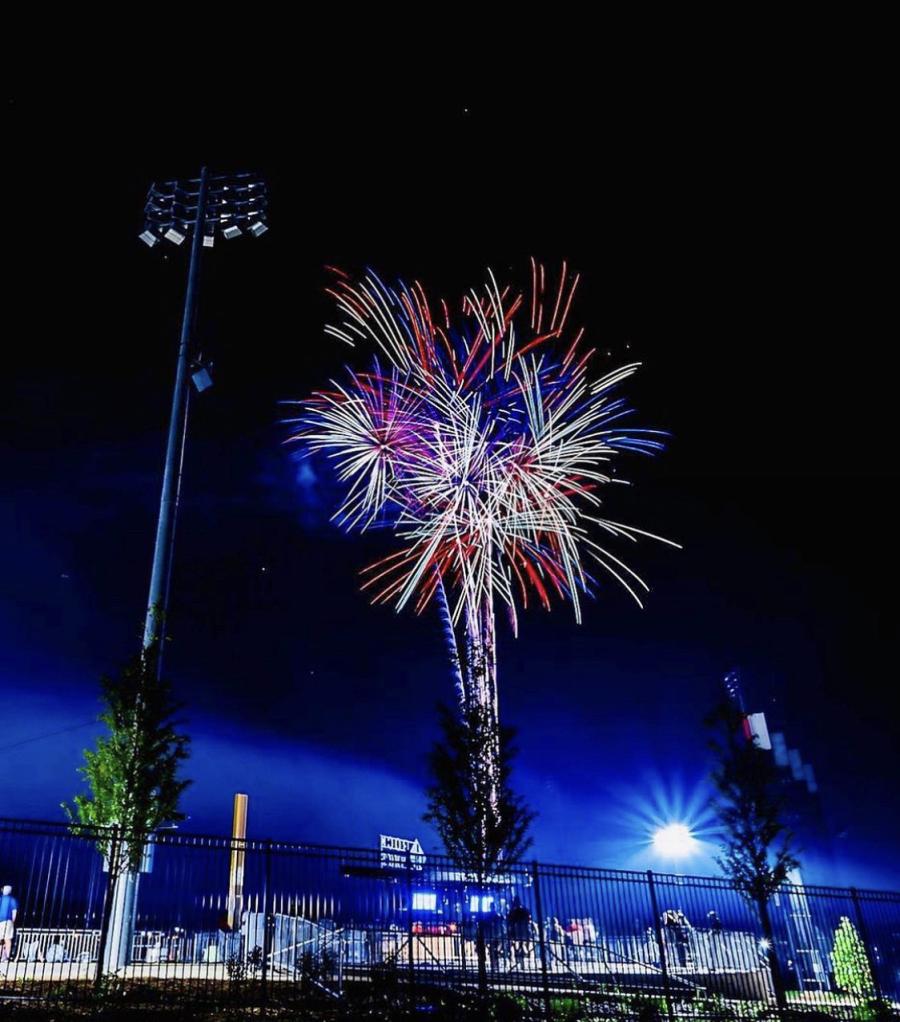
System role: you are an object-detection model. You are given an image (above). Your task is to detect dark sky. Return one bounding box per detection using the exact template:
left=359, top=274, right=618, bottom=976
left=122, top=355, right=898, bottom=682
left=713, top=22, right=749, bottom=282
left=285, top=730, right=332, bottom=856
left=4, top=54, right=898, bottom=888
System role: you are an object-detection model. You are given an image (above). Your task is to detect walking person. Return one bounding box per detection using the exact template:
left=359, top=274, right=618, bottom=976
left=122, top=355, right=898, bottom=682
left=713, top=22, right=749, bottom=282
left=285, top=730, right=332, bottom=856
left=0, top=885, right=18, bottom=963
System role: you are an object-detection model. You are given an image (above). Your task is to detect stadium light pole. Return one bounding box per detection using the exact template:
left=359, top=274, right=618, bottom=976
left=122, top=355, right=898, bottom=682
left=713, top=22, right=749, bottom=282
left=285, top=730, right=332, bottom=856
left=139, top=167, right=268, bottom=670
left=94, top=169, right=270, bottom=980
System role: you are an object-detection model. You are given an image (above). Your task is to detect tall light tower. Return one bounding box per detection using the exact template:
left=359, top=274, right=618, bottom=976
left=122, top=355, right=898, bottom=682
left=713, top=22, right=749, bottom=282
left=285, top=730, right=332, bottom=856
left=96, top=171, right=269, bottom=979
left=139, top=168, right=268, bottom=668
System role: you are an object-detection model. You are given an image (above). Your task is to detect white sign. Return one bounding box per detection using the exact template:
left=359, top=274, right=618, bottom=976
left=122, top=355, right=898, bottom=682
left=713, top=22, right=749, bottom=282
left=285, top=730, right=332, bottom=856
left=746, top=712, right=772, bottom=750
left=433, top=868, right=519, bottom=886
left=379, top=834, right=426, bottom=871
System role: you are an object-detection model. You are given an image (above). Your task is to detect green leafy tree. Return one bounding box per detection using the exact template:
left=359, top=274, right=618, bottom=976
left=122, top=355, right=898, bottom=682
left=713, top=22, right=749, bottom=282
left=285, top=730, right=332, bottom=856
left=832, top=916, right=875, bottom=999
left=63, top=646, right=191, bottom=870
left=706, top=698, right=799, bottom=1008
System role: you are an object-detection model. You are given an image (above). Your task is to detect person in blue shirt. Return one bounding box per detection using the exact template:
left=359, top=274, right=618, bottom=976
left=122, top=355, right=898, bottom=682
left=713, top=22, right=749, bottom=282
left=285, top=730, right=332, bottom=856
left=0, top=885, right=18, bottom=962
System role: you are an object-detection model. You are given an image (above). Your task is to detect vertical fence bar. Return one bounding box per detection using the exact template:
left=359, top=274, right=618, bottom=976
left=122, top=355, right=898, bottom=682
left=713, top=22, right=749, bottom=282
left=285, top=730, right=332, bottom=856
left=3, top=820, right=900, bottom=1016
left=531, top=860, right=553, bottom=1021
left=406, top=849, right=415, bottom=1004
left=758, top=895, right=787, bottom=1011
left=261, top=839, right=272, bottom=1004
left=851, top=887, right=884, bottom=1004
left=646, top=870, right=674, bottom=1022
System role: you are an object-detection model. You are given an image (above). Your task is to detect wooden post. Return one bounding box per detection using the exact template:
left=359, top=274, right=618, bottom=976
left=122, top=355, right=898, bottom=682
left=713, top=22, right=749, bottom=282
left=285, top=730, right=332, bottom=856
left=227, top=793, right=248, bottom=930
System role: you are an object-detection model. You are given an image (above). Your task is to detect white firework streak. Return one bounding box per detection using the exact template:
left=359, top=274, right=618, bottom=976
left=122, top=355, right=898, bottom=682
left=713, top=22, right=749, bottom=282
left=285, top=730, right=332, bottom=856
left=298, top=266, right=677, bottom=628
left=295, top=263, right=677, bottom=828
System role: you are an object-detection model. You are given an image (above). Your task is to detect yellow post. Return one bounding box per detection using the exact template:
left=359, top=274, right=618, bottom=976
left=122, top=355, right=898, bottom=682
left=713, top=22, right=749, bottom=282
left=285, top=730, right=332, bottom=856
left=227, top=793, right=248, bottom=930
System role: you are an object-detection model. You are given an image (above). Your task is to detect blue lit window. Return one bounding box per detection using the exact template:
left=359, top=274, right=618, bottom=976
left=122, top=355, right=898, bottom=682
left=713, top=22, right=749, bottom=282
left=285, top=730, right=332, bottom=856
left=469, top=895, right=494, bottom=913
left=412, top=892, right=437, bottom=911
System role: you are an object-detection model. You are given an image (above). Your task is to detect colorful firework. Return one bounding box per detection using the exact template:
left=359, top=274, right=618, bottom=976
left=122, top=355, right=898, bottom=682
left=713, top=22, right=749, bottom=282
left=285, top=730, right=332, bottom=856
left=288, top=261, right=676, bottom=639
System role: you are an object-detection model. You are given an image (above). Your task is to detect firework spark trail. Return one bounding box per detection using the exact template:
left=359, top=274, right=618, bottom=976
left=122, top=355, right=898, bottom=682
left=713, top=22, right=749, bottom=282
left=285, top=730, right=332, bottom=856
left=293, top=262, right=676, bottom=636
left=292, top=264, right=675, bottom=833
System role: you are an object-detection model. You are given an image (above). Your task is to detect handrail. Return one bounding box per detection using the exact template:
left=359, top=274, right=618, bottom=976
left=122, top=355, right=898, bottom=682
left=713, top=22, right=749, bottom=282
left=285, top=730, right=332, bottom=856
left=0, top=817, right=894, bottom=899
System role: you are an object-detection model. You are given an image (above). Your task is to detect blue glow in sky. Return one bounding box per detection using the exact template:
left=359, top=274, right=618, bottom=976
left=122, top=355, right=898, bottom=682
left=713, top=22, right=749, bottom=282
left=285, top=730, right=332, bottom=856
left=5, top=98, right=900, bottom=892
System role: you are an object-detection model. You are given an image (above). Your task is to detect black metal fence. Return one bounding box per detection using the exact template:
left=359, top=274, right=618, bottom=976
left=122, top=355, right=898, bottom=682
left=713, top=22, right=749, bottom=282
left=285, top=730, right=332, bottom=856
left=0, top=817, right=897, bottom=1019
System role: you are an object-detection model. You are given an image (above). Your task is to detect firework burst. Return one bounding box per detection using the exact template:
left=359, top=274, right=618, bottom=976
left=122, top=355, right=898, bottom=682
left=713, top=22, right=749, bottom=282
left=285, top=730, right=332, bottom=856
left=290, top=261, right=676, bottom=640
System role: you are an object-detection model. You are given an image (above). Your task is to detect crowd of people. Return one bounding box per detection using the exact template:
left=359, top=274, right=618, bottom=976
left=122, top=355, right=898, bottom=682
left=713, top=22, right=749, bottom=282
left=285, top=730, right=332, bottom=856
left=456, top=901, right=727, bottom=973
left=455, top=898, right=607, bottom=971
left=0, top=876, right=729, bottom=976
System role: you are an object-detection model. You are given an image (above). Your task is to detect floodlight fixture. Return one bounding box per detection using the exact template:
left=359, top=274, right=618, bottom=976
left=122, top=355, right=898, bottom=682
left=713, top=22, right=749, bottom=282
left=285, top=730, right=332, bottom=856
left=191, top=366, right=214, bottom=392
left=140, top=170, right=268, bottom=249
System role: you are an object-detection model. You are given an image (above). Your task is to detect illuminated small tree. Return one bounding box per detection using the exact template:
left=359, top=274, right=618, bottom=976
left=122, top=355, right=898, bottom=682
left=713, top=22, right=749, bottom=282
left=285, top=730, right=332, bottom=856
left=64, top=646, right=190, bottom=973
left=424, top=702, right=535, bottom=994
left=64, top=647, right=191, bottom=861
left=424, top=703, right=535, bottom=881
left=832, top=916, right=875, bottom=999
left=706, top=699, right=799, bottom=1008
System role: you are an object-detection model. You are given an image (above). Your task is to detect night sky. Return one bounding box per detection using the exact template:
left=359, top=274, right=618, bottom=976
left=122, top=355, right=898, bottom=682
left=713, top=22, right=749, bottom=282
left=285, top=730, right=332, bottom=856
left=4, top=61, right=898, bottom=889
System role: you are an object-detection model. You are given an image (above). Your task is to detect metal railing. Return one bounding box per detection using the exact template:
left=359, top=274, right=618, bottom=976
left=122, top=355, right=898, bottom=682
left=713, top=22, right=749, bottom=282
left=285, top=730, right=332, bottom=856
left=0, top=817, right=897, bottom=1019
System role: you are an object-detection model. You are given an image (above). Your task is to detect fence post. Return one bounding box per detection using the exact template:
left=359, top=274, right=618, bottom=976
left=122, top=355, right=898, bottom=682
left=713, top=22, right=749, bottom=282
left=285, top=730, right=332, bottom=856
left=646, top=870, right=675, bottom=1022
left=531, top=860, right=553, bottom=1021
left=261, top=839, right=272, bottom=1004
left=850, top=887, right=884, bottom=1003
left=406, top=849, right=415, bottom=1005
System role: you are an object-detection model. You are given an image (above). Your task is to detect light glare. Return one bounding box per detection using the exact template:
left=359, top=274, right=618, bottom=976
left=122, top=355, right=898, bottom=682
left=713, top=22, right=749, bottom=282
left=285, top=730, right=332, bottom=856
left=652, top=822, right=698, bottom=859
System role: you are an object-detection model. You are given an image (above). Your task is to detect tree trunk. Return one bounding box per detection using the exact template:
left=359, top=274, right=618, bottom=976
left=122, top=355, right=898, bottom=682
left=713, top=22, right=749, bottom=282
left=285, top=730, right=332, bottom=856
left=758, top=897, right=787, bottom=1011
left=475, top=918, right=489, bottom=998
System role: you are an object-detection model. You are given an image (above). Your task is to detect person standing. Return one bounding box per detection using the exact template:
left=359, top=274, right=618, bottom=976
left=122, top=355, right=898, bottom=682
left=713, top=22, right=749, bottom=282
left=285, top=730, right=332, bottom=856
left=545, top=916, right=567, bottom=963
left=672, top=908, right=691, bottom=968
left=706, top=909, right=724, bottom=972
left=507, top=897, right=533, bottom=967
left=662, top=909, right=684, bottom=967
left=484, top=906, right=506, bottom=973
left=565, top=918, right=584, bottom=964
left=0, top=885, right=18, bottom=962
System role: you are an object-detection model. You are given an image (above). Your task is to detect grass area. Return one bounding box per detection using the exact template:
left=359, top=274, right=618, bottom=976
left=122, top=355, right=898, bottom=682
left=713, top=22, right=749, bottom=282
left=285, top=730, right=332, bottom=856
left=1, top=986, right=897, bottom=1022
